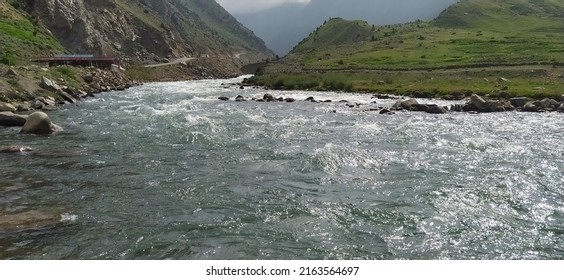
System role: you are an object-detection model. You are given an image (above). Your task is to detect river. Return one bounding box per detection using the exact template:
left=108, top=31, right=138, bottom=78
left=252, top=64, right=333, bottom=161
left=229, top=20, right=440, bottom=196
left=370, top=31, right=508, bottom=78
left=1, top=77, right=563, bottom=259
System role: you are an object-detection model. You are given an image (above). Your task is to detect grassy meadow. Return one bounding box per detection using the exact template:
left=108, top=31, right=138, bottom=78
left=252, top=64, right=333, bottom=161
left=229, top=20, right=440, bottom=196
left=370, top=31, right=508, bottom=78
left=250, top=0, right=564, bottom=99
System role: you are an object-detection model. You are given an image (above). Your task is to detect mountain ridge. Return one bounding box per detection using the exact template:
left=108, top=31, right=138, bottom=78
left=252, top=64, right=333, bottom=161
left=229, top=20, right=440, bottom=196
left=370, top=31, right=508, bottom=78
left=233, top=0, right=459, bottom=55
left=1, top=0, right=274, bottom=65
left=248, top=0, right=564, bottom=99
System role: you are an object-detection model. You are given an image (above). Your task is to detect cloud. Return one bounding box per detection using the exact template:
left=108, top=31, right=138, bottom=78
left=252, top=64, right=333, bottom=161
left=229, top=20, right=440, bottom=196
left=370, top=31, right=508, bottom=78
left=216, top=0, right=311, bottom=14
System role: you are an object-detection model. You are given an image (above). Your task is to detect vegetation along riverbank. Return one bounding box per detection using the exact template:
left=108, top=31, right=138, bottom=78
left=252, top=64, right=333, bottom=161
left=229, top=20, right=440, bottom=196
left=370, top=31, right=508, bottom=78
left=247, top=0, right=564, bottom=100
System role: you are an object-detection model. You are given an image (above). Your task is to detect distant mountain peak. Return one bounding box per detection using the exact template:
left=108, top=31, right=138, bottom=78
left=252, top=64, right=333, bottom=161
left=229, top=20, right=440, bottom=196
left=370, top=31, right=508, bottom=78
left=232, top=0, right=459, bottom=55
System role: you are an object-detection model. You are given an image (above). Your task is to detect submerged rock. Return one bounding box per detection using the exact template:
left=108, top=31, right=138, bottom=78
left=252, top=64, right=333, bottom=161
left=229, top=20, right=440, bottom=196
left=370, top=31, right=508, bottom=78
left=218, top=96, right=229, bottom=101
left=20, top=112, right=62, bottom=135
left=0, top=209, right=65, bottom=232
left=0, top=145, right=33, bottom=153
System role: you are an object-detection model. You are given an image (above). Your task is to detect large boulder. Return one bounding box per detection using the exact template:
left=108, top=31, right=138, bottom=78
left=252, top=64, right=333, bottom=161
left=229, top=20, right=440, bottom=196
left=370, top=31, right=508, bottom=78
left=20, top=112, right=62, bottom=135
left=40, top=76, right=61, bottom=92
left=537, top=98, right=560, bottom=110
left=523, top=102, right=539, bottom=112
left=33, top=96, right=56, bottom=109
left=0, top=112, right=28, bottom=126
left=557, top=103, right=564, bottom=113
left=510, top=97, right=529, bottom=108
left=0, top=102, right=16, bottom=113
left=57, top=89, right=78, bottom=104
left=411, top=104, right=430, bottom=112
left=401, top=99, right=419, bottom=109
left=425, top=104, right=448, bottom=114
left=469, top=94, right=487, bottom=111
left=488, top=100, right=514, bottom=112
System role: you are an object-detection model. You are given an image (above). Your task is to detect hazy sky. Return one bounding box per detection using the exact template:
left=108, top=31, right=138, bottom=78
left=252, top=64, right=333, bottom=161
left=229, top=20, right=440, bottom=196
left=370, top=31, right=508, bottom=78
left=216, top=0, right=310, bottom=14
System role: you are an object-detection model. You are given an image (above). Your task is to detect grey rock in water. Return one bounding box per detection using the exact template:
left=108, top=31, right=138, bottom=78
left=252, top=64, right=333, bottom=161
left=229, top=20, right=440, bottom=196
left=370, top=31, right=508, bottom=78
left=523, top=102, right=539, bottom=112
left=412, top=104, right=430, bottom=112
left=218, top=96, right=230, bottom=101
left=0, top=209, right=64, bottom=232
left=57, top=89, right=78, bottom=104
left=20, top=112, right=62, bottom=135
left=0, top=112, right=28, bottom=126
left=263, top=93, right=275, bottom=101
left=510, top=97, right=528, bottom=108
left=401, top=99, right=419, bottom=109
left=450, top=104, right=464, bottom=112
left=0, top=102, right=16, bottom=113
left=469, top=94, right=487, bottom=111
left=425, top=104, right=448, bottom=114
left=0, top=145, right=33, bottom=153
left=285, top=98, right=296, bottom=103
left=487, top=101, right=512, bottom=112
left=557, top=103, right=564, bottom=113
left=539, top=98, right=560, bottom=110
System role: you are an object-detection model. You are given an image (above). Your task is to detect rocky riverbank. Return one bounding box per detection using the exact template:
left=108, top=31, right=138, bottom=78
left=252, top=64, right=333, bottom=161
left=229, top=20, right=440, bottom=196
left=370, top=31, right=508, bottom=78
left=0, top=64, right=140, bottom=135
left=217, top=91, right=564, bottom=115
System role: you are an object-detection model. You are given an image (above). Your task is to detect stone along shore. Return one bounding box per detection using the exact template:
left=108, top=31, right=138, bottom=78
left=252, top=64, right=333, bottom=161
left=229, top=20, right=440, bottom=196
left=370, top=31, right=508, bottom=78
left=218, top=91, right=564, bottom=115
left=1, top=66, right=140, bottom=137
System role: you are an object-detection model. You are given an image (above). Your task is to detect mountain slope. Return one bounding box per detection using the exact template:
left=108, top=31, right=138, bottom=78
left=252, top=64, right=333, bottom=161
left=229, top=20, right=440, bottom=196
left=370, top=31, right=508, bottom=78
left=0, top=0, right=65, bottom=64
left=9, top=0, right=273, bottom=63
left=233, top=0, right=459, bottom=55
left=249, top=0, right=564, bottom=98
left=284, top=0, right=564, bottom=69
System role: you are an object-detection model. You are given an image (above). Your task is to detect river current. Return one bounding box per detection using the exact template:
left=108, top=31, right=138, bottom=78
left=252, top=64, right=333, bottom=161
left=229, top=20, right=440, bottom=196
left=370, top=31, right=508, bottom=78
left=1, top=77, right=563, bottom=259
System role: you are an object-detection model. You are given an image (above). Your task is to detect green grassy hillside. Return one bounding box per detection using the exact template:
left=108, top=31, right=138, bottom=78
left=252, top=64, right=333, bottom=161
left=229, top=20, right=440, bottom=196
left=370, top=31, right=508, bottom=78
left=249, top=0, right=564, bottom=98
left=286, top=0, right=564, bottom=70
left=0, top=0, right=65, bottom=65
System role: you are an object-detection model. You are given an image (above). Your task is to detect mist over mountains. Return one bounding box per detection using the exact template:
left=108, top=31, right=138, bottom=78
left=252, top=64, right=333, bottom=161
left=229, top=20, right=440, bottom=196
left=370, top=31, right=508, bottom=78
left=231, top=0, right=459, bottom=55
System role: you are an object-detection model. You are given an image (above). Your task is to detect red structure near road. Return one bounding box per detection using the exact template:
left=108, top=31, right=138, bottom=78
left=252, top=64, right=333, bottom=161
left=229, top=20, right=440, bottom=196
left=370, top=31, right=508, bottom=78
left=35, top=54, right=117, bottom=69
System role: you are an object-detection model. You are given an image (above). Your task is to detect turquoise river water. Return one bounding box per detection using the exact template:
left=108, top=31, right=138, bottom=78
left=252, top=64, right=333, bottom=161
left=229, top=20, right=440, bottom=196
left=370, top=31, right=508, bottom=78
left=1, top=77, right=563, bottom=259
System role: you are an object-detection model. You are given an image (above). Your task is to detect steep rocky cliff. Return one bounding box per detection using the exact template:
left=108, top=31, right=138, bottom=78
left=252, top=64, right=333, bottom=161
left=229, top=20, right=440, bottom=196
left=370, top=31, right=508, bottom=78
left=15, top=0, right=273, bottom=62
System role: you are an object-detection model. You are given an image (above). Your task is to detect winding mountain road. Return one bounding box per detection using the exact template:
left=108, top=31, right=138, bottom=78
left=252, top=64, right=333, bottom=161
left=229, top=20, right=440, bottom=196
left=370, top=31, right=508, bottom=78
left=144, top=57, right=196, bottom=68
